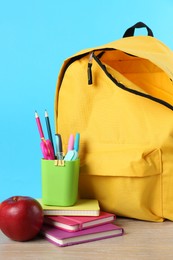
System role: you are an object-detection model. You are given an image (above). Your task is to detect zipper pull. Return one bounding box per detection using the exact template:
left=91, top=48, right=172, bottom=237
left=88, top=52, right=93, bottom=85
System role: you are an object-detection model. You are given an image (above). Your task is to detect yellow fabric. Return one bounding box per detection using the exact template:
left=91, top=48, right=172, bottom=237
left=55, top=34, right=173, bottom=222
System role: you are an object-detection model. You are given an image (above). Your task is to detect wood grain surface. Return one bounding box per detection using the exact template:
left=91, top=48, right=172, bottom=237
left=1, top=217, right=173, bottom=260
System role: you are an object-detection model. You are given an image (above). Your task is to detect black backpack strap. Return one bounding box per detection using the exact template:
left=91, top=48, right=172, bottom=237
left=123, top=22, right=154, bottom=37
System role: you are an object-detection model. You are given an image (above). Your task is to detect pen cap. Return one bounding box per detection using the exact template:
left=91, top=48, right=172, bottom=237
left=67, top=134, right=74, bottom=151
left=64, top=150, right=78, bottom=161
left=74, top=133, right=80, bottom=152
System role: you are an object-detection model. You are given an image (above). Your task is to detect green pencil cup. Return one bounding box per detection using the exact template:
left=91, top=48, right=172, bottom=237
left=41, top=159, right=80, bottom=206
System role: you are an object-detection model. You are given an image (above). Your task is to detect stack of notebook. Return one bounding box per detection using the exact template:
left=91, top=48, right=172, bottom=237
left=38, top=199, right=124, bottom=247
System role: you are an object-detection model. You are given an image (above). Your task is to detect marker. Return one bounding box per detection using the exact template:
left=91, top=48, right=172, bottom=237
left=67, top=134, right=74, bottom=151
left=55, top=134, right=63, bottom=160
left=64, top=133, right=79, bottom=161
left=64, top=150, right=78, bottom=161
left=74, top=133, right=80, bottom=152
left=41, top=138, right=55, bottom=160
left=45, top=110, right=55, bottom=156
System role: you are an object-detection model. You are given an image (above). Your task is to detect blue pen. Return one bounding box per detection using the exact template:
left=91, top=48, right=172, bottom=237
left=55, top=134, right=63, bottom=160
left=74, top=133, right=80, bottom=152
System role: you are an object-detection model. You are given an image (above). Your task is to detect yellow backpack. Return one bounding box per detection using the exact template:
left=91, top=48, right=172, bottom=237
left=55, top=22, right=173, bottom=222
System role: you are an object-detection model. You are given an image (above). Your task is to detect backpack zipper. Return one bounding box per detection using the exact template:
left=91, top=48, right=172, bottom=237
left=92, top=52, right=173, bottom=111
left=88, top=52, right=93, bottom=85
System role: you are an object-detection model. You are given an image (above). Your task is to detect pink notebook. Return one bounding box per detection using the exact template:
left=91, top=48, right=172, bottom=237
left=41, top=223, right=124, bottom=247
left=44, top=211, right=115, bottom=232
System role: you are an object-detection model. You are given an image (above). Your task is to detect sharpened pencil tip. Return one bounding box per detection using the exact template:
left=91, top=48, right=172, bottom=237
left=35, top=110, right=38, bottom=117
left=45, top=109, right=48, bottom=117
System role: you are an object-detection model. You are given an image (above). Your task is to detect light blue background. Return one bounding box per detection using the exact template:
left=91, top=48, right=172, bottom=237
left=0, top=0, right=173, bottom=202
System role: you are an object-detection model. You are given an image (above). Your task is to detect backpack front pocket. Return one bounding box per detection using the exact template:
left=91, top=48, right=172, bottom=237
left=79, top=144, right=163, bottom=222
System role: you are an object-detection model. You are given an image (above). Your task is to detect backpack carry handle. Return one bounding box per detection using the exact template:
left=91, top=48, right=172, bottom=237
left=123, top=22, right=154, bottom=37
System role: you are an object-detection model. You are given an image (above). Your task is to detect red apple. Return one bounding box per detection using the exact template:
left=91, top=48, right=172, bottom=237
left=0, top=196, right=43, bottom=241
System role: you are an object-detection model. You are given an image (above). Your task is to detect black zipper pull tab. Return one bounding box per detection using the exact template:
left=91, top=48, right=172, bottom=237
left=88, top=52, right=93, bottom=85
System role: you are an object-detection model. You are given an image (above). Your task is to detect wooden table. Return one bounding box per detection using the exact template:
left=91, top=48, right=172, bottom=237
left=1, top=217, right=173, bottom=260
